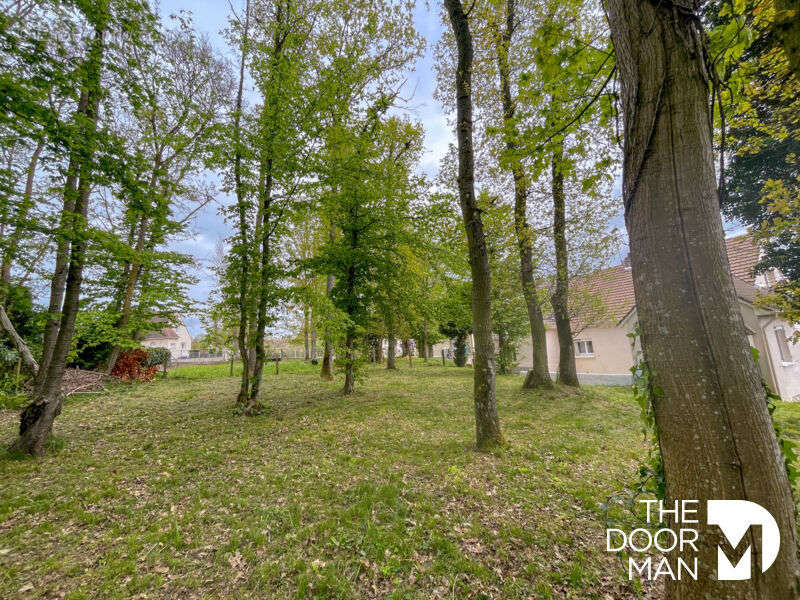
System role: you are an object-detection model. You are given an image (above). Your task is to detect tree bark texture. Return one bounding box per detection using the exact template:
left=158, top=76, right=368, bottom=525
left=495, top=0, right=553, bottom=390
left=607, top=1, right=799, bottom=597
left=444, top=0, right=502, bottom=450
left=550, top=150, right=579, bottom=387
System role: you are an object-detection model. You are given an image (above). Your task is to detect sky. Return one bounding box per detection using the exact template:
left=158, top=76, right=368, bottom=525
left=159, top=1, right=451, bottom=335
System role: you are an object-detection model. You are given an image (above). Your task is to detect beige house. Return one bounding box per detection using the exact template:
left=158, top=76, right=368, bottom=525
left=140, top=318, right=193, bottom=359
left=518, top=234, right=800, bottom=400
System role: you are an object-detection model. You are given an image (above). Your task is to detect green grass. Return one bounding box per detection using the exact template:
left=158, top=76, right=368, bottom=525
left=3, top=363, right=778, bottom=599
left=166, top=359, right=319, bottom=380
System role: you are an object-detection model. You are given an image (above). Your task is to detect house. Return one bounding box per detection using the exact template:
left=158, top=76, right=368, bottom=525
left=517, top=234, right=800, bottom=400
left=140, top=318, right=193, bottom=360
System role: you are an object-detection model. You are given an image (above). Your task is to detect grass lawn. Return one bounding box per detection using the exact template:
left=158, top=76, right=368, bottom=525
left=1, top=363, right=797, bottom=599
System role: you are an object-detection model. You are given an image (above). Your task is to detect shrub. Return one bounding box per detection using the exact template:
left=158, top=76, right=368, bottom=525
left=112, top=349, right=160, bottom=382
left=145, top=347, right=171, bottom=368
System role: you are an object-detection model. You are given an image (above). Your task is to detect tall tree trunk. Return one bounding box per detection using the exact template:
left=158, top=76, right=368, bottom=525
left=444, top=0, right=502, bottom=450
left=343, top=329, right=355, bottom=394
left=246, top=131, right=277, bottom=410
left=321, top=272, right=334, bottom=380
left=422, top=322, right=429, bottom=361
left=35, top=103, right=85, bottom=391
left=494, top=0, right=552, bottom=390
left=1, top=136, right=45, bottom=289
left=310, top=316, right=317, bottom=360
left=550, top=150, right=579, bottom=387
left=607, top=1, right=799, bottom=598
left=11, top=18, right=106, bottom=456
left=386, top=322, right=396, bottom=370
left=232, top=0, right=251, bottom=405
left=106, top=208, right=151, bottom=374
left=303, top=306, right=310, bottom=359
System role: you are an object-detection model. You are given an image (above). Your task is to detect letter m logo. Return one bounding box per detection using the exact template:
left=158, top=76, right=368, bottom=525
left=707, top=500, right=781, bottom=580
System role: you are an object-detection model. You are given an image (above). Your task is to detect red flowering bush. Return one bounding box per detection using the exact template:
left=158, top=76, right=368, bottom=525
left=111, top=349, right=160, bottom=382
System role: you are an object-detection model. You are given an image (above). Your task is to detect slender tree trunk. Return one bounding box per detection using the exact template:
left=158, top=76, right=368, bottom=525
left=11, top=18, right=106, bottom=455
left=0, top=304, right=38, bottom=375
left=422, top=322, right=429, bottom=361
left=342, top=256, right=357, bottom=394
left=321, top=273, right=334, bottom=380
left=494, top=0, right=552, bottom=390
left=1, top=137, right=45, bottom=288
left=35, top=102, right=85, bottom=391
left=343, top=329, right=355, bottom=394
left=321, top=224, right=335, bottom=380
left=232, top=0, right=252, bottom=405
left=386, top=325, right=396, bottom=370
left=106, top=208, right=151, bottom=374
left=445, top=0, right=502, bottom=450
left=607, top=1, right=799, bottom=598
left=303, top=306, right=310, bottom=360
left=310, top=317, right=317, bottom=360
left=550, top=149, right=579, bottom=387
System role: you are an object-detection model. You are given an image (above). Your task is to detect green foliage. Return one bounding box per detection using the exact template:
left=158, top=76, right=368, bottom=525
left=145, top=347, right=171, bottom=369
left=754, top=346, right=799, bottom=488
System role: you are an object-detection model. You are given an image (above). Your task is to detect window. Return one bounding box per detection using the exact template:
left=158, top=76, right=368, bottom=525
left=775, top=326, right=794, bottom=363
left=575, top=339, right=594, bottom=357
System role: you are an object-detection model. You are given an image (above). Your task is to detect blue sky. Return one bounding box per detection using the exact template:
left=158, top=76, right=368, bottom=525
left=159, top=1, right=451, bottom=334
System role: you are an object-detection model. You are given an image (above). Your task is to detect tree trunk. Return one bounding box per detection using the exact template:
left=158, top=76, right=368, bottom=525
left=494, top=0, right=553, bottom=390
left=550, top=149, right=579, bottom=387
left=607, top=1, right=799, bottom=597
left=444, top=0, right=502, bottom=450
left=422, top=322, right=429, bottom=361
left=321, top=273, right=334, bottom=380
left=386, top=328, right=396, bottom=370
left=343, top=330, right=355, bottom=394
left=35, top=102, right=85, bottom=391
left=310, top=318, right=317, bottom=360
left=11, top=18, right=106, bottom=456
left=233, top=0, right=252, bottom=405
left=0, top=304, right=38, bottom=375
left=1, top=136, right=45, bottom=289
left=303, top=306, right=310, bottom=360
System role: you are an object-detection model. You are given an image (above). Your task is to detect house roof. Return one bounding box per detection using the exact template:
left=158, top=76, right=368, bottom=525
left=576, top=234, right=762, bottom=326
left=725, top=234, right=760, bottom=285
left=143, top=327, right=179, bottom=341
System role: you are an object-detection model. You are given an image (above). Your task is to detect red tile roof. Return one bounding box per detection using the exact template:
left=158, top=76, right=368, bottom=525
left=143, top=327, right=179, bottom=341
left=725, top=234, right=760, bottom=285
left=575, top=234, right=761, bottom=324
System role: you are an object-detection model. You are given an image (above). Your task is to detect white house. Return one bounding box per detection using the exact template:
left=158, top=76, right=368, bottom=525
left=140, top=318, right=193, bottom=360
left=517, top=234, right=800, bottom=400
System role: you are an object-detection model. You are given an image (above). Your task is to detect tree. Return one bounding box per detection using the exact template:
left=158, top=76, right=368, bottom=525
left=606, top=0, right=799, bottom=597
left=490, top=0, right=552, bottom=388
left=10, top=0, right=112, bottom=455
left=444, top=0, right=502, bottom=449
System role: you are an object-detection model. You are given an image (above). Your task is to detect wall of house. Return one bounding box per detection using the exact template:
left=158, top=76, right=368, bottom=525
left=758, top=316, right=800, bottom=401
left=517, top=326, right=634, bottom=377
left=141, top=323, right=193, bottom=359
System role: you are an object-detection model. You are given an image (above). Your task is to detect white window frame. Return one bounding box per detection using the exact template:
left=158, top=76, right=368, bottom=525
left=575, top=339, right=594, bottom=358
